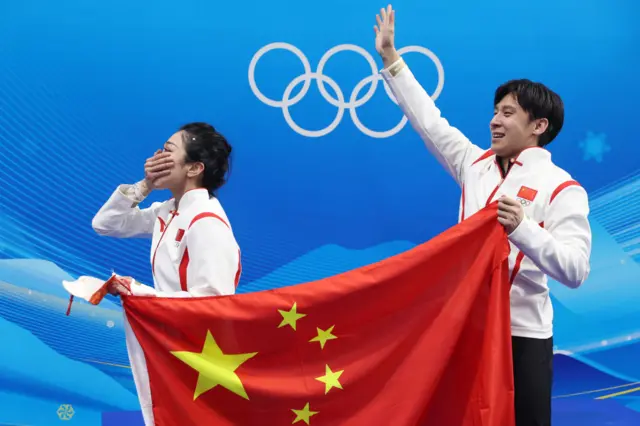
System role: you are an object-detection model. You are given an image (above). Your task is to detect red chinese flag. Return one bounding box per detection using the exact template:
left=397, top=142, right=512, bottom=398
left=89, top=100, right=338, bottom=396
left=123, top=204, right=515, bottom=426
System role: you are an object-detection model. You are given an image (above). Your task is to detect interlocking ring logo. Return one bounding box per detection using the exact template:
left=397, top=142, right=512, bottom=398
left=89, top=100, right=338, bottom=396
left=517, top=197, right=532, bottom=207
left=248, top=43, right=445, bottom=138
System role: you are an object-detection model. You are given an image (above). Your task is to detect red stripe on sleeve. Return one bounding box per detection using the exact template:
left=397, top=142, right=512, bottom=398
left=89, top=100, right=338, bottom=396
left=179, top=212, right=238, bottom=292
left=550, top=180, right=580, bottom=204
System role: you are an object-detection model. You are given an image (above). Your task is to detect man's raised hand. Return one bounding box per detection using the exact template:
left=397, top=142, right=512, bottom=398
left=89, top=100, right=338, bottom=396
left=374, top=5, right=400, bottom=65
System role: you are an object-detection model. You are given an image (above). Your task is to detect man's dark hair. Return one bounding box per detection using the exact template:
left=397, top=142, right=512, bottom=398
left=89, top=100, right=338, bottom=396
left=494, top=79, right=564, bottom=147
left=179, top=122, right=232, bottom=195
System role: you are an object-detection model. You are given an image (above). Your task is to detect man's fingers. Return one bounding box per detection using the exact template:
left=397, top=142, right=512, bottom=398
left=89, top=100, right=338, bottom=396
left=498, top=205, right=519, bottom=216
left=497, top=210, right=512, bottom=219
left=499, top=196, right=519, bottom=206
left=498, top=200, right=520, bottom=215
left=376, top=14, right=382, bottom=28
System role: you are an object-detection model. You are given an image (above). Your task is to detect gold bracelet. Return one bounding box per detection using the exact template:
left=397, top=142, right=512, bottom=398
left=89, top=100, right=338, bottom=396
left=388, top=58, right=406, bottom=77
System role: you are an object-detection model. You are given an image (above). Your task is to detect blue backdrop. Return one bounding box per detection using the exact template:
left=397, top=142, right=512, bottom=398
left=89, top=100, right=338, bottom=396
left=1, top=0, right=639, bottom=424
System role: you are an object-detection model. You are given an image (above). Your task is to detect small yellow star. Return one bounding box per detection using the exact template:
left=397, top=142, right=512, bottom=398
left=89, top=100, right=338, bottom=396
left=309, top=325, right=337, bottom=349
left=278, top=302, right=306, bottom=331
left=291, top=402, right=318, bottom=425
left=315, top=364, right=344, bottom=394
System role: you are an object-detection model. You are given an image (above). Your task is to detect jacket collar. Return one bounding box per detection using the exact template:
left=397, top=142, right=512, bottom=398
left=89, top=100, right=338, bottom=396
left=487, top=146, right=551, bottom=175
left=475, top=146, right=552, bottom=169
left=511, top=146, right=552, bottom=165
left=170, top=188, right=210, bottom=214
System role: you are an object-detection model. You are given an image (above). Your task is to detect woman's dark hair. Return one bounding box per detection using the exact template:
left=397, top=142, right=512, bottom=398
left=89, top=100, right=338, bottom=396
left=179, top=122, right=232, bottom=194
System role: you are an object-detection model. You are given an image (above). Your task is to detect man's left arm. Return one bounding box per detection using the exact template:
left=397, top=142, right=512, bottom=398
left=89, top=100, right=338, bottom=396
left=507, top=185, right=592, bottom=288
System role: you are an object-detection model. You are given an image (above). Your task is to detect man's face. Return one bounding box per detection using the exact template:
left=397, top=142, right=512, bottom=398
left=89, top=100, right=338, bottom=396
left=489, top=93, right=539, bottom=158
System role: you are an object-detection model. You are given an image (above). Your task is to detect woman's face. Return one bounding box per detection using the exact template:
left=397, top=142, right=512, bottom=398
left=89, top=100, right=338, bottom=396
left=153, top=131, right=197, bottom=191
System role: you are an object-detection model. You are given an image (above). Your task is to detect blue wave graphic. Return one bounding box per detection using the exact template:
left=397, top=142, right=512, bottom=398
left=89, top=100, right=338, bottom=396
left=589, top=169, right=640, bottom=264
left=0, top=259, right=134, bottom=396
left=240, top=240, right=415, bottom=293
left=580, top=342, right=640, bottom=383
left=554, top=353, right=636, bottom=397
left=0, top=315, right=138, bottom=426
left=547, top=169, right=640, bottom=358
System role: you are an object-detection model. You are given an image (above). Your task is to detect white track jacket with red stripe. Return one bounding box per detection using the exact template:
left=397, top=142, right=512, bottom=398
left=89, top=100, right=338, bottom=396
left=92, top=186, right=241, bottom=425
left=382, top=59, right=592, bottom=340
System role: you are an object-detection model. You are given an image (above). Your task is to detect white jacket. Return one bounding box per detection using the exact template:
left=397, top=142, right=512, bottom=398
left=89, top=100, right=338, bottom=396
left=92, top=185, right=241, bottom=425
left=381, top=59, right=592, bottom=339
left=92, top=186, right=241, bottom=297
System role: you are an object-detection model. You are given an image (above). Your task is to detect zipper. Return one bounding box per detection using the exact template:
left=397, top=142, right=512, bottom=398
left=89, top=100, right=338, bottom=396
left=151, top=210, right=178, bottom=278
left=484, top=157, right=515, bottom=206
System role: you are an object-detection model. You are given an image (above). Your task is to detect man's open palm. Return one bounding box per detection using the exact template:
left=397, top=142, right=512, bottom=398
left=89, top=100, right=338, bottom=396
left=374, top=5, right=396, bottom=55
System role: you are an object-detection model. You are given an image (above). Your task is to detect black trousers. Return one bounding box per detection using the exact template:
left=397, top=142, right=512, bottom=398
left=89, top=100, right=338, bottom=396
left=512, top=336, right=553, bottom=426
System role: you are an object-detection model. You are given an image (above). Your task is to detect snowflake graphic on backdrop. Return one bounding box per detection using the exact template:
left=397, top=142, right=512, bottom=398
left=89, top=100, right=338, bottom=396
left=579, top=131, right=610, bottom=163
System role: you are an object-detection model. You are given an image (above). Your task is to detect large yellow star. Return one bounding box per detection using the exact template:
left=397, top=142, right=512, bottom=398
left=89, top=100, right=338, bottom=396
left=171, top=330, right=258, bottom=401
left=315, top=364, right=344, bottom=394
left=309, top=325, right=337, bottom=349
left=278, top=302, right=306, bottom=331
left=291, top=402, right=318, bottom=425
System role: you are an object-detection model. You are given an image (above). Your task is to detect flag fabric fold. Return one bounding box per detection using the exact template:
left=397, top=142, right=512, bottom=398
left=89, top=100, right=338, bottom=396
left=123, top=204, right=515, bottom=426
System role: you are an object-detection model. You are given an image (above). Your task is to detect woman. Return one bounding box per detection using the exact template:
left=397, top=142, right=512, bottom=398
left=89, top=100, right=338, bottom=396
left=91, top=122, right=241, bottom=425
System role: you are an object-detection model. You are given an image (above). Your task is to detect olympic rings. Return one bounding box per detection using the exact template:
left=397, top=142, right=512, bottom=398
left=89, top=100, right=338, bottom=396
left=248, top=42, right=445, bottom=138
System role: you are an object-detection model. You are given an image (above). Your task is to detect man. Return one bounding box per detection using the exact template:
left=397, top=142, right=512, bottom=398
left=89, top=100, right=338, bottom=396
left=373, top=5, right=591, bottom=426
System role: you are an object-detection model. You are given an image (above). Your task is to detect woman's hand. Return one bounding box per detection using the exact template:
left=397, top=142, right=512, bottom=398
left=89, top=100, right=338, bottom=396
left=144, top=149, right=174, bottom=190
left=107, top=276, right=133, bottom=296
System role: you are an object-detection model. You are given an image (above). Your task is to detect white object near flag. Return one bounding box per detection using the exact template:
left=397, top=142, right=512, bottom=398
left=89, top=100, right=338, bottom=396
left=62, top=273, right=139, bottom=315
left=62, top=275, right=112, bottom=304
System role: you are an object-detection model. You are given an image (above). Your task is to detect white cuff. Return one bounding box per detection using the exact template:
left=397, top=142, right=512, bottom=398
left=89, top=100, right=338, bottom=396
left=508, top=215, right=543, bottom=250
left=380, top=58, right=407, bottom=79
left=128, top=279, right=156, bottom=296
left=118, top=183, right=147, bottom=206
